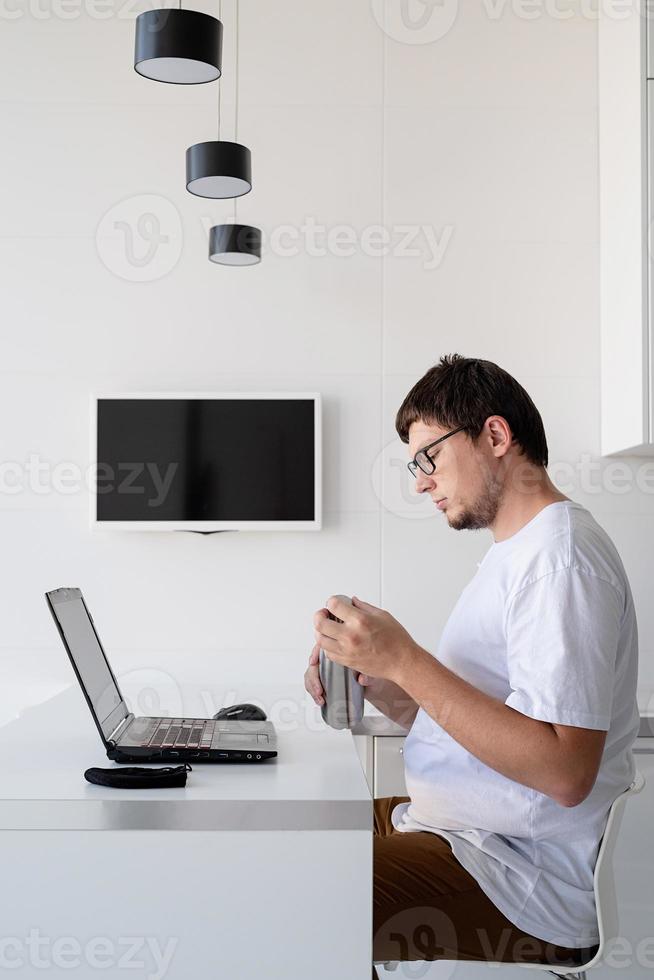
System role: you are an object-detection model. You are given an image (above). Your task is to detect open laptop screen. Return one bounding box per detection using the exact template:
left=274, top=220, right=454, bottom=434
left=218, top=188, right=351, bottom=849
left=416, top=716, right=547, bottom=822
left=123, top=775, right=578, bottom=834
left=46, top=588, right=126, bottom=741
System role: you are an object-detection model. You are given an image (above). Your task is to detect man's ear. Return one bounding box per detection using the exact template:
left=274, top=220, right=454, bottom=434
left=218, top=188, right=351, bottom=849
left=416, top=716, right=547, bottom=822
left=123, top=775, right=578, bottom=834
left=486, top=416, right=513, bottom=456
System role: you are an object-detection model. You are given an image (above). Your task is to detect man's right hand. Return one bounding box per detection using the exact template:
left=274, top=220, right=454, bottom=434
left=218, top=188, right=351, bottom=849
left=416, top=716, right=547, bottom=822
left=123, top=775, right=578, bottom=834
left=304, top=642, right=373, bottom=706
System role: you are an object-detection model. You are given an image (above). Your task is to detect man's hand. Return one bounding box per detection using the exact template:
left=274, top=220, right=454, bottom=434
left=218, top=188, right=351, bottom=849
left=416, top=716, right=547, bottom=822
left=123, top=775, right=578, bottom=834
left=303, top=641, right=377, bottom=707
left=313, top=595, right=418, bottom=685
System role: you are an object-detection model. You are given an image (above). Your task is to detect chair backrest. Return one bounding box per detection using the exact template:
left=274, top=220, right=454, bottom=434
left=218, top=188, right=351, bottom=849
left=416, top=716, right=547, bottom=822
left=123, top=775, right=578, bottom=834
left=513, top=770, right=646, bottom=975
left=592, top=772, right=646, bottom=957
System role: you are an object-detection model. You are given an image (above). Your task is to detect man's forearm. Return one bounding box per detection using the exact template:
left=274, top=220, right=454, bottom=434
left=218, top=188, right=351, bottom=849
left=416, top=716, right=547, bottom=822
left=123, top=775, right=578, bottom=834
left=392, top=643, right=578, bottom=806
left=364, top=676, right=419, bottom=729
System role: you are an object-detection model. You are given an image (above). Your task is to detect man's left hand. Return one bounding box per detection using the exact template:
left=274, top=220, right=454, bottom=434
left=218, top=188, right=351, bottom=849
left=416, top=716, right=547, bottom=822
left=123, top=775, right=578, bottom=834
left=313, top=595, right=417, bottom=685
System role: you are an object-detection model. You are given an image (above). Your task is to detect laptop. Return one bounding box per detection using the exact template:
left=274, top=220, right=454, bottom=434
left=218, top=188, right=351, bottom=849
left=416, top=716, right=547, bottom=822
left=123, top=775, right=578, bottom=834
left=45, top=587, right=277, bottom=764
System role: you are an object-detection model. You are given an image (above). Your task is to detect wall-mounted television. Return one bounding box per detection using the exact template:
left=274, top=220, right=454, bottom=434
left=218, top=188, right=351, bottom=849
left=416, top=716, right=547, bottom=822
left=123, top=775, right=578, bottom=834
left=91, top=393, right=321, bottom=532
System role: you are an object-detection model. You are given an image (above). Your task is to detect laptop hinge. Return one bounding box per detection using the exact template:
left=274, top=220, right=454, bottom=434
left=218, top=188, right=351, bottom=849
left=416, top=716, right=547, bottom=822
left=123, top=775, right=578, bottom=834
left=107, top=713, right=134, bottom=746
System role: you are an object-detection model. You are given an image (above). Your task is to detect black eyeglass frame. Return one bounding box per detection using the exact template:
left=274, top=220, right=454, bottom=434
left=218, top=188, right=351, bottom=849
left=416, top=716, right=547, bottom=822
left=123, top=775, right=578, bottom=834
left=407, top=424, right=467, bottom=478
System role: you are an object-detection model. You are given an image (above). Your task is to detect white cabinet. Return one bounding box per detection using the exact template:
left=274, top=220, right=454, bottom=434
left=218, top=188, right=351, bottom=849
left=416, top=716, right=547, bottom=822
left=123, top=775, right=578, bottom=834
left=599, top=4, right=654, bottom=455
left=352, top=717, right=408, bottom=798
left=373, top=736, right=407, bottom=798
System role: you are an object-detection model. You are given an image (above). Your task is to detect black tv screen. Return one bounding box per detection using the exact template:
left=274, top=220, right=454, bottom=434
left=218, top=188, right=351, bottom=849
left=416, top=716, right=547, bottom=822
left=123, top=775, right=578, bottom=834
left=93, top=395, right=321, bottom=530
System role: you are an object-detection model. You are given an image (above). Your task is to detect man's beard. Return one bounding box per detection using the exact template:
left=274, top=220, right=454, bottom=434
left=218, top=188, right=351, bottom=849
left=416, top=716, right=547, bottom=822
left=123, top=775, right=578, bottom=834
left=446, top=470, right=504, bottom=531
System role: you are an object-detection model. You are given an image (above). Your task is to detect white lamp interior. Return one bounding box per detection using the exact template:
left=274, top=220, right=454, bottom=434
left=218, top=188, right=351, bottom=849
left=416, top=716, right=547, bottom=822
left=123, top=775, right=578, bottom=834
left=209, top=250, right=260, bottom=266
left=188, top=174, right=252, bottom=198
left=135, top=57, right=219, bottom=84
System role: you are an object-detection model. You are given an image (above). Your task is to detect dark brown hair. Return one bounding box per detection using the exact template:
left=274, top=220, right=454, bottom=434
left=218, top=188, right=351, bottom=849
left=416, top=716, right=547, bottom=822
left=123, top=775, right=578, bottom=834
left=395, top=354, right=548, bottom=467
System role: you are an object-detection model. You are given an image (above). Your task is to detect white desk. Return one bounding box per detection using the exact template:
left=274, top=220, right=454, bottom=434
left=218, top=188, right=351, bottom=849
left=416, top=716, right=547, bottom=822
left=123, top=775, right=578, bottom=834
left=0, top=684, right=373, bottom=979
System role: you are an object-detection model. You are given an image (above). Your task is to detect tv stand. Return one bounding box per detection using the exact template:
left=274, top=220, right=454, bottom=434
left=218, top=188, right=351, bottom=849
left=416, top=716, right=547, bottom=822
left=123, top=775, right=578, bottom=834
left=178, top=530, right=239, bottom=535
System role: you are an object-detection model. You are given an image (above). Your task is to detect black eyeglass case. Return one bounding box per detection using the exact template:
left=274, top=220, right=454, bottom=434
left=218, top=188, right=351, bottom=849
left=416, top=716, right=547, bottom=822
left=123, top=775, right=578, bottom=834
left=84, top=764, right=191, bottom=789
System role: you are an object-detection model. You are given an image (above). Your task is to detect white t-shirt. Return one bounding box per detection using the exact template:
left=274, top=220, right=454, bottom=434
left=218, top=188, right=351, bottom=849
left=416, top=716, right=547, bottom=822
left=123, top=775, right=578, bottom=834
left=391, top=500, right=640, bottom=949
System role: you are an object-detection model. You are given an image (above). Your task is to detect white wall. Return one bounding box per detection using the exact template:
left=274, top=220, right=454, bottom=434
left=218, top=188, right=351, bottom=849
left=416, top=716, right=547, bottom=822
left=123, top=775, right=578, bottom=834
left=1, top=0, right=653, bottom=727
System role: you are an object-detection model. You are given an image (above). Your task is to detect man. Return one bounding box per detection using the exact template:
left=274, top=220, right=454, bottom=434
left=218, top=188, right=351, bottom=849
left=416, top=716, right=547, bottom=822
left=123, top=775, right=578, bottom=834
left=305, top=355, right=640, bottom=973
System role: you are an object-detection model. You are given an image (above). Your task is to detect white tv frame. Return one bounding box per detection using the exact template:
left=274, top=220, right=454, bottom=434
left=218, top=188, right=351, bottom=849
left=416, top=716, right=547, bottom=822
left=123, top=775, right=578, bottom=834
left=90, top=392, right=322, bottom=532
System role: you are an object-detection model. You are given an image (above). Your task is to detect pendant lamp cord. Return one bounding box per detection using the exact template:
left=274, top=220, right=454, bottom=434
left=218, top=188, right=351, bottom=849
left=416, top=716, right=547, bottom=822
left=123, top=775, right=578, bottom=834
left=235, top=0, right=239, bottom=146
left=217, top=0, right=222, bottom=139
left=234, top=0, right=239, bottom=222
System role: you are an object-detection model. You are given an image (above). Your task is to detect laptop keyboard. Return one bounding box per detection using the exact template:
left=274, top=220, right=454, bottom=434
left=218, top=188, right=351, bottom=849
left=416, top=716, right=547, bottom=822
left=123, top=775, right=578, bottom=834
left=136, top=718, right=271, bottom=750
left=145, top=718, right=216, bottom=750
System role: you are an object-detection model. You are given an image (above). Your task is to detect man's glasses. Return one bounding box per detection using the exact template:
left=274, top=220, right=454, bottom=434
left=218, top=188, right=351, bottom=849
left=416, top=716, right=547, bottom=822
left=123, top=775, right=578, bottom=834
left=407, top=425, right=467, bottom=478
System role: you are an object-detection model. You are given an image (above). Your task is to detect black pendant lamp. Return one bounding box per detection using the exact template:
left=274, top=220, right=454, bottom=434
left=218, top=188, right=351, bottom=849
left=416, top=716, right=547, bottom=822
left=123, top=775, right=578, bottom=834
left=134, top=9, right=222, bottom=85
left=186, top=140, right=251, bottom=199
left=209, top=223, right=261, bottom=266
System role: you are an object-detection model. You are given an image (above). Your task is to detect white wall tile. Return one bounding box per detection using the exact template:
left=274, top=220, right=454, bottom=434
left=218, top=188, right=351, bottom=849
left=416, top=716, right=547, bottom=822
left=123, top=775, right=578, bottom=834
left=382, top=0, right=597, bottom=111
left=383, top=107, right=598, bottom=245
left=238, top=0, right=383, bottom=108
left=382, top=242, right=598, bottom=379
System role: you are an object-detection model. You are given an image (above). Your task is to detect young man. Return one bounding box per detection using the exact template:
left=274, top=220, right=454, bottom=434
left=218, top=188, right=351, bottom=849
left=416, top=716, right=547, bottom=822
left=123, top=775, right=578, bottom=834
left=305, top=355, right=640, bottom=972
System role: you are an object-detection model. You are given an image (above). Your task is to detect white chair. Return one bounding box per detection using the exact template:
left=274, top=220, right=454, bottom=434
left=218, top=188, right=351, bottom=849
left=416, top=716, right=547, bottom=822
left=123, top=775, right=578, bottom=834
left=375, top=772, right=645, bottom=980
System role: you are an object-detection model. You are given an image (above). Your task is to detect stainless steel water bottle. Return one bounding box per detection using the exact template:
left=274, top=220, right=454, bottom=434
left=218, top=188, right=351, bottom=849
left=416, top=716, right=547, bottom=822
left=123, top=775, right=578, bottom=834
left=319, top=595, right=364, bottom=730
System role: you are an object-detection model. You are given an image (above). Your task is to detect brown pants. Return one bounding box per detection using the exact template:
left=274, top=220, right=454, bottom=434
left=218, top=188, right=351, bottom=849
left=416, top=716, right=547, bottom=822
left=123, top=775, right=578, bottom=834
left=373, top=796, right=599, bottom=972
